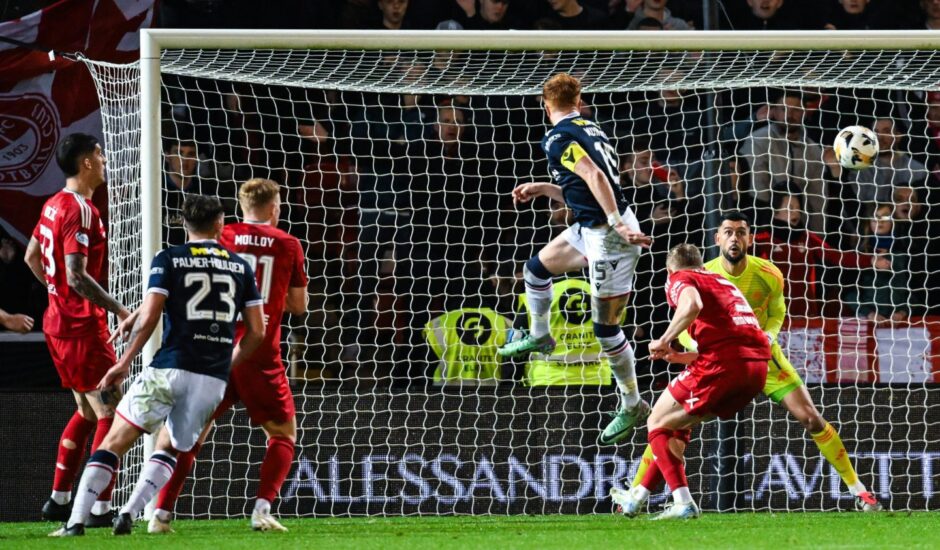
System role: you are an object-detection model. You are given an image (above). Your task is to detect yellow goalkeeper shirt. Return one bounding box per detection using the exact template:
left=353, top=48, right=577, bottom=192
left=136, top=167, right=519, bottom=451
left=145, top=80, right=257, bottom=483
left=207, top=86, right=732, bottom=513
left=679, top=255, right=786, bottom=349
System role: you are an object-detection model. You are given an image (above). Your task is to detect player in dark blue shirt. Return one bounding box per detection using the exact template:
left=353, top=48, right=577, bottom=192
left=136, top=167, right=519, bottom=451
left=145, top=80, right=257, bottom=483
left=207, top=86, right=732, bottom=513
left=54, top=196, right=265, bottom=537
left=498, top=73, right=653, bottom=447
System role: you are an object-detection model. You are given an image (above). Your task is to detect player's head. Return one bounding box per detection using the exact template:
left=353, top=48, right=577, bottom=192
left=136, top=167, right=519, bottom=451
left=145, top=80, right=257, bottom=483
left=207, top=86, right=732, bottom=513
left=182, top=195, right=225, bottom=240
left=666, top=243, right=704, bottom=274
left=542, top=73, right=582, bottom=117
left=716, top=211, right=751, bottom=265
left=238, top=178, right=281, bottom=226
left=56, top=133, right=106, bottom=185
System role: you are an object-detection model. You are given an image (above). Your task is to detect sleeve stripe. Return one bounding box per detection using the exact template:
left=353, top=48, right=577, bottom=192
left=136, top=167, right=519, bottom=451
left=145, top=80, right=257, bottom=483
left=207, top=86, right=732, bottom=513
left=245, top=299, right=264, bottom=307
left=147, top=287, right=169, bottom=296
left=70, top=193, right=91, bottom=229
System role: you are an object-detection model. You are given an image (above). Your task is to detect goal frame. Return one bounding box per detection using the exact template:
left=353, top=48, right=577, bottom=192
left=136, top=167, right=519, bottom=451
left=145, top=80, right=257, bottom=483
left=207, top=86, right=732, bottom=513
left=138, top=28, right=940, bottom=371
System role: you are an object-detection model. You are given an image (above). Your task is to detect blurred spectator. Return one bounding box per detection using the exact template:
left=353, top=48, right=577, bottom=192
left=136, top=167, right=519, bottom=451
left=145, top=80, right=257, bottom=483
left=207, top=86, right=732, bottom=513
left=0, top=229, right=44, bottom=330
left=892, top=186, right=934, bottom=314
left=844, top=117, right=928, bottom=218
left=377, top=0, right=411, bottom=29
left=752, top=185, right=873, bottom=320
left=452, top=0, right=512, bottom=29
left=920, top=0, right=940, bottom=29
left=907, top=91, right=940, bottom=180
left=164, top=140, right=202, bottom=245
left=629, top=82, right=705, bottom=169
left=625, top=0, right=691, bottom=29
left=850, top=204, right=912, bottom=323
left=635, top=16, right=665, bottom=29
left=731, top=0, right=802, bottom=29
left=737, top=90, right=829, bottom=235
left=824, top=0, right=875, bottom=29
left=545, top=0, right=608, bottom=29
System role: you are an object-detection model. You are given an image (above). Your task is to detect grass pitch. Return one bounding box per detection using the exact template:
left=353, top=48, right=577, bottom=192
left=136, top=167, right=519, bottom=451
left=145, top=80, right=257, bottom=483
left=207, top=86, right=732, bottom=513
left=0, top=513, right=933, bottom=549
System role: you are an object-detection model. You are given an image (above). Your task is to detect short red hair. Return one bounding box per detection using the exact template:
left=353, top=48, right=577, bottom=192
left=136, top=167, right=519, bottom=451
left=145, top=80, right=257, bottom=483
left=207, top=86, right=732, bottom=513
left=542, top=73, right=581, bottom=111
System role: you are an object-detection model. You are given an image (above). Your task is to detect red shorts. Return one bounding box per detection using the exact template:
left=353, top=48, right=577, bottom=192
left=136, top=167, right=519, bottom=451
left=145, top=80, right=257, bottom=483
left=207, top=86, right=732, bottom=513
left=45, top=329, right=117, bottom=393
left=667, top=358, right=768, bottom=419
left=214, top=360, right=295, bottom=425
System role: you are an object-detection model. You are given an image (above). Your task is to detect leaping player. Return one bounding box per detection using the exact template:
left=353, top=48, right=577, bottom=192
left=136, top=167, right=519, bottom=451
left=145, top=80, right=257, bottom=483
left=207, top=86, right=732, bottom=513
left=151, top=178, right=308, bottom=533
left=621, top=212, right=884, bottom=513
left=497, top=73, right=652, bottom=443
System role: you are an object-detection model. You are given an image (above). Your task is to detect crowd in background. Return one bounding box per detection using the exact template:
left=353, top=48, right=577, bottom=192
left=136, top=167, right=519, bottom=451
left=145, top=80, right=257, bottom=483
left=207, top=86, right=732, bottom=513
left=2, top=0, right=940, bottom=388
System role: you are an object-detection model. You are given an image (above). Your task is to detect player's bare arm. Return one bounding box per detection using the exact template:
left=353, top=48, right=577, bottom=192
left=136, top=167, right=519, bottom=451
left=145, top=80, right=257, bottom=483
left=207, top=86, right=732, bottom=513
left=571, top=156, right=651, bottom=248
left=24, top=236, right=45, bottom=285
left=99, top=292, right=166, bottom=389
left=0, top=308, right=34, bottom=333
left=65, top=253, right=130, bottom=320
left=232, top=303, right=266, bottom=369
left=650, top=285, right=702, bottom=360
left=512, top=182, right=564, bottom=205
left=284, top=285, right=308, bottom=316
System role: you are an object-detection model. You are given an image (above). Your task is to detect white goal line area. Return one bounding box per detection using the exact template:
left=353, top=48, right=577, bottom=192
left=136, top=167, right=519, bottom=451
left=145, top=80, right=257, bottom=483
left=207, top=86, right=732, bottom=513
left=80, top=29, right=940, bottom=515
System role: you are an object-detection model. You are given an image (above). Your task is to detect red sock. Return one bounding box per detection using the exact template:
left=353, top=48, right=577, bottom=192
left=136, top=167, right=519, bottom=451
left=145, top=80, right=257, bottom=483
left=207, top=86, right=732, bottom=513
left=92, top=418, right=117, bottom=503
left=648, top=427, right=688, bottom=491
left=52, top=412, right=95, bottom=492
left=257, top=436, right=295, bottom=503
left=640, top=457, right=664, bottom=492
left=156, top=442, right=201, bottom=512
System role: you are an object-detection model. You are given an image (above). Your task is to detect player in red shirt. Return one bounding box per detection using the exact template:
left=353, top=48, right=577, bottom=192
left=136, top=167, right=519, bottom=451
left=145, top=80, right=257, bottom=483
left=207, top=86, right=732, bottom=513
left=151, top=178, right=307, bottom=533
left=23, top=134, right=130, bottom=525
left=612, top=243, right=770, bottom=520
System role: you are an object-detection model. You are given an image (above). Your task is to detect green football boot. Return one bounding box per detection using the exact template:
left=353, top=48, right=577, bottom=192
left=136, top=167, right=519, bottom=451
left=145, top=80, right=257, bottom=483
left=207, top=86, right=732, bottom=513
left=598, top=398, right=651, bottom=445
left=496, top=333, right=556, bottom=358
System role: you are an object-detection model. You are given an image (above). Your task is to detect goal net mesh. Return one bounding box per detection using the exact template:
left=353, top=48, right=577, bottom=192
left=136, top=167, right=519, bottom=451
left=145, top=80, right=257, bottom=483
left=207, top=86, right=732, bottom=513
left=84, top=45, right=940, bottom=516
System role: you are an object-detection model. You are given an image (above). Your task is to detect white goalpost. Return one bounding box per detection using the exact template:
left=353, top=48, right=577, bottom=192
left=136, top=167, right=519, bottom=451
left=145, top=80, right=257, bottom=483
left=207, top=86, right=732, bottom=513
left=85, top=29, right=940, bottom=516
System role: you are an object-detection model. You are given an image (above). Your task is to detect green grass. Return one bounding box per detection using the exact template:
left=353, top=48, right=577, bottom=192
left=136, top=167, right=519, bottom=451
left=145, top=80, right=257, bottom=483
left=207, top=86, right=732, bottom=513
left=1, top=513, right=934, bottom=550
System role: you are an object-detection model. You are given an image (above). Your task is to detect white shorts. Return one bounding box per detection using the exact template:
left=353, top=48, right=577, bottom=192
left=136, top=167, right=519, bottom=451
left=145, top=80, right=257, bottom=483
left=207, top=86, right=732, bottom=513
left=116, top=367, right=226, bottom=452
left=561, top=207, right=642, bottom=298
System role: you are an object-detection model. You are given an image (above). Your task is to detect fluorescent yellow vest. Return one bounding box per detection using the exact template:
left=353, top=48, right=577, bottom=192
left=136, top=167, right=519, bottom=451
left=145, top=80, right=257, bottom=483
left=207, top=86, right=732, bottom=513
left=519, top=279, right=612, bottom=386
left=425, top=308, right=511, bottom=385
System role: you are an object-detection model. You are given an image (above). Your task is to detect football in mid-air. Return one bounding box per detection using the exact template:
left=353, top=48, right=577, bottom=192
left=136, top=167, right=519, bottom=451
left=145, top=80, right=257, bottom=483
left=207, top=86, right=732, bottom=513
left=833, top=125, right=878, bottom=170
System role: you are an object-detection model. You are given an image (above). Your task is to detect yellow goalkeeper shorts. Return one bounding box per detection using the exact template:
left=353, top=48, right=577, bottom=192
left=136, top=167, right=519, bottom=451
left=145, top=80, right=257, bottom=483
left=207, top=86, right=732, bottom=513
left=763, top=341, right=804, bottom=403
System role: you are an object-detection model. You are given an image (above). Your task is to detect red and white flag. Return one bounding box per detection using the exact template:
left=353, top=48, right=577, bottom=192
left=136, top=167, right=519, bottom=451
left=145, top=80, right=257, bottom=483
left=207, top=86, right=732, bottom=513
left=0, top=0, right=154, bottom=243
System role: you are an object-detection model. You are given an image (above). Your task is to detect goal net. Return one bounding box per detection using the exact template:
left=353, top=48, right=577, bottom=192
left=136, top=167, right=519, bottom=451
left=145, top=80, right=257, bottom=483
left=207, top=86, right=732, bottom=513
left=85, top=30, right=940, bottom=516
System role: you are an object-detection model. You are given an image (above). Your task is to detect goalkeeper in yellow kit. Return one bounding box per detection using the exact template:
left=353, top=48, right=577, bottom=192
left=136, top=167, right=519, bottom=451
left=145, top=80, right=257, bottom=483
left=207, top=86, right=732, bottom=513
left=617, top=212, right=883, bottom=514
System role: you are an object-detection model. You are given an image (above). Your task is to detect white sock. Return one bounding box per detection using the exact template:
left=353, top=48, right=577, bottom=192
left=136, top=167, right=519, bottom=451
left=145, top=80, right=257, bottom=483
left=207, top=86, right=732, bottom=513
left=91, top=500, right=111, bottom=515
left=51, top=490, right=71, bottom=505
left=849, top=481, right=867, bottom=496
left=120, top=452, right=177, bottom=519
left=68, top=450, right=118, bottom=528
left=632, top=485, right=651, bottom=502
left=672, top=486, right=693, bottom=505
left=254, top=498, right=272, bottom=514
left=597, top=332, right=640, bottom=407
left=523, top=265, right=553, bottom=339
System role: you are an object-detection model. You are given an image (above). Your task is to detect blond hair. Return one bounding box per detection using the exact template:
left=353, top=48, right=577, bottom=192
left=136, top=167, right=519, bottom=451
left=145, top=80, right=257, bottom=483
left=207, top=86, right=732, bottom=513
left=542, top=73, right=581, bottom=111
left=666, top=243, right=704, bottom=271
left=238, top=178, right=280, bottom=212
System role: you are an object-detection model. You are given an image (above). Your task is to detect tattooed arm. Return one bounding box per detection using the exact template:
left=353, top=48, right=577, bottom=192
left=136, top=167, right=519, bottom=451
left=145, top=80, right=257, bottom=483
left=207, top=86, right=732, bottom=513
left=65, top=253, right=130, bottom=320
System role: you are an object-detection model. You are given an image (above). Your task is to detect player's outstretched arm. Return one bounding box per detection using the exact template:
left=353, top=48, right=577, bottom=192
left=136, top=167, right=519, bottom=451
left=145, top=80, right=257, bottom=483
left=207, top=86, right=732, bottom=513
left=99, top=292, right=166, bottom=389
left=231, top=303, right=265, bottom=369
left=23, top=237, right=45, bottom=285
left=650, top=286, right=702, bottom=360
left=65, top=253, right=130, bottom=320
left=512, top=182, right=564, bottom=205
left=571, top=156, right=651, bottom=248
